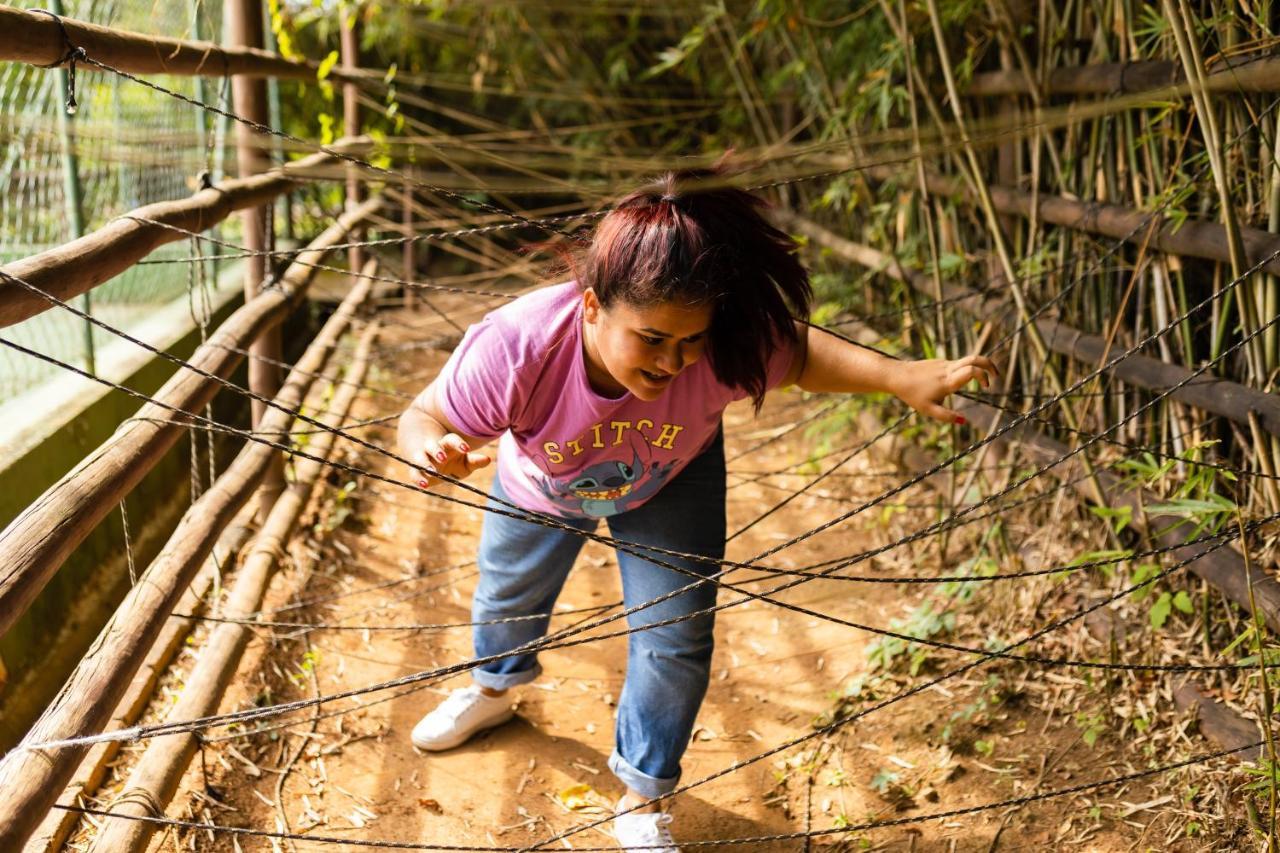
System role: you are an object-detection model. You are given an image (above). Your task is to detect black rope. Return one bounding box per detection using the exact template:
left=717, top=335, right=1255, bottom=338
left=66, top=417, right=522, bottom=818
left=47, top=726, right=1262, bottom=849
left=29, top=9, right=86, bottom=114
left=6, top=331, right=1274, bottom=756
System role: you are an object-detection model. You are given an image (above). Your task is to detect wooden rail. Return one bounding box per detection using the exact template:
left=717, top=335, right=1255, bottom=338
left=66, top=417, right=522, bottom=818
left=29, top=505, right=257, bottom=852
left=0, top=196, right=382, bottom=638
left=777, top=214, right=1280, bottom=438
left=855, top=163, right=1280, bottom=307
left=0, top=259, right=378, bottom=849
left=967, top=55, right=1280, bottom=97
left=90, top=320, right=379, bottom=853
left=0, top=137, right=370, bottom=328
left=0, top=5, right=361, bottom=83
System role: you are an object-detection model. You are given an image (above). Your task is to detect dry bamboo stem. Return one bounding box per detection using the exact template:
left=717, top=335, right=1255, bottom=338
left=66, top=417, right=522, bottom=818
left=87, top=321, right=378, bottom=853
left=778, top=214, right=1280, bottom=438
left=0, top=5, right=363, bottom=83
left=0, top=138, right=371, bottom=328
left=27, top=504, right=257, bottom=853
left=0, top=259, right=377, bottom=850
left=0, top=196, right=381, bottom=638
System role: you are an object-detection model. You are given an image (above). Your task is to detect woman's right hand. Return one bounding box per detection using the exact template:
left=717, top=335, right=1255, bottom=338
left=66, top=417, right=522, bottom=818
left=411, top=432, right=491, bottom=489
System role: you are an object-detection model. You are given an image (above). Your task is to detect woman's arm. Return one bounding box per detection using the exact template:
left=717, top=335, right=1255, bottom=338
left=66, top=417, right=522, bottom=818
left=786, top=323, right=997, bottom=423
left=397, top=380, right=493, bottom=487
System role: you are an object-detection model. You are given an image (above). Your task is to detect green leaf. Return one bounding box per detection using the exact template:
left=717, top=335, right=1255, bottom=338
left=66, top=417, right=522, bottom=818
left=1089, top=504, right=1133, bottom=534
left=1150, top=591, right=1173, bottom=629
left=1172, top=591, right=1194, bottom=614
left=869, top=768, right=900, bottom=793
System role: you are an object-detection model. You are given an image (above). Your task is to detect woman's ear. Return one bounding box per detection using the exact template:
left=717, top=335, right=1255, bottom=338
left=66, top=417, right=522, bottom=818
left=582, top=287, right=602, bottom=323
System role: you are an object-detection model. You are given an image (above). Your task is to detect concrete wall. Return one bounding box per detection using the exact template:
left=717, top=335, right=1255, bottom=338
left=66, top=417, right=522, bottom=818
left=0, top=290, right=255, bottom=748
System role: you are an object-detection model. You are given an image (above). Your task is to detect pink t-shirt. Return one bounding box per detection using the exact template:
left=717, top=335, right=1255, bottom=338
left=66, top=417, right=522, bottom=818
left=436, top=282, right=796, bottom=518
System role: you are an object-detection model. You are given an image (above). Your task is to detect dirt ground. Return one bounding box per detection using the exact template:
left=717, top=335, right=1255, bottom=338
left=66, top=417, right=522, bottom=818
left=72, top=301, right=1248, bottom=852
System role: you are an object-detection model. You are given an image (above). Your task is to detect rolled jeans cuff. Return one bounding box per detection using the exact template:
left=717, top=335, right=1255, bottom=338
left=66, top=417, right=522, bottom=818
left=608, top=749, right=680, bottom=799
left=472, top=660, right=542, bottom=691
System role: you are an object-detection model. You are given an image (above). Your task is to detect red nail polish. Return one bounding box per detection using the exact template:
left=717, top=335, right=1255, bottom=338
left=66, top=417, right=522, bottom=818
left=417, top=479, right=429, bottom=488
left=436, top=451, right=447, bottom=462
left=461, top=443, right=470, bottom=453
left=955, top=416, right=967, bottom=425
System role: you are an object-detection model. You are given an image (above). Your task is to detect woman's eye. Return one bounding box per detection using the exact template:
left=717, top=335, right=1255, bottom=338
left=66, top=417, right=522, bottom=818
left=639, top=335, right=663, bottom=346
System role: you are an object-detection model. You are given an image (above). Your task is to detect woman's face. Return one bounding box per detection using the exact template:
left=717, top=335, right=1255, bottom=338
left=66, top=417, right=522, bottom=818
left=582, top=288, right=713, bottom=401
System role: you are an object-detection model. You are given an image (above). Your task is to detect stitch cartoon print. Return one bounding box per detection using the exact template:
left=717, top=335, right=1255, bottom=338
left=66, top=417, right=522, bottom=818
left=537, top=445, right=679, bottom=517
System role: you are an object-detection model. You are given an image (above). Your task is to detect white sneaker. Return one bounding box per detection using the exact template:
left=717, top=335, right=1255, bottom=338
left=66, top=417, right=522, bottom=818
left=614, top=811, right=679, bottom=853
left=410, top=685, right=514, bottom=751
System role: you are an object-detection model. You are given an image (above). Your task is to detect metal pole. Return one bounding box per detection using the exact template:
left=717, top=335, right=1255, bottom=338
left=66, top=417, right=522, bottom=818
left=341, top=3, right=364, bottom=273
left=225, top=0, right=284, bottom=517
left=50, top=0, right=93, bottom=375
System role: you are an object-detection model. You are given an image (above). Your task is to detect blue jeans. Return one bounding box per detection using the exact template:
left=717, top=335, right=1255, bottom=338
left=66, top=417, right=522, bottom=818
left=471, top=433, right=725, bottom=798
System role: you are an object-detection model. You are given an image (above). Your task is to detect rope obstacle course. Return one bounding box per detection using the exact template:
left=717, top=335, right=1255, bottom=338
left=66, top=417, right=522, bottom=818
left=0, top=4, right=1277, bottom=849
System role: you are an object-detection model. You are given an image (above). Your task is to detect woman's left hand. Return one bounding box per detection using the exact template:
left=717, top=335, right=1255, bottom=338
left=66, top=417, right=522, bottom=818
left=890, top=354, right=998, bottom=423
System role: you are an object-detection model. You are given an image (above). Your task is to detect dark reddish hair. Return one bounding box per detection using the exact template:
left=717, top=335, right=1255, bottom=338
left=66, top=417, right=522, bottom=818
left=578, top=167, right=811, bottom=407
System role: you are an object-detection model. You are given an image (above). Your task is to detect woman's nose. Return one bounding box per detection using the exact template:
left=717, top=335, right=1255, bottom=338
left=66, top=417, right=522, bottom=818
left=655, top=347, right=681, bottom=373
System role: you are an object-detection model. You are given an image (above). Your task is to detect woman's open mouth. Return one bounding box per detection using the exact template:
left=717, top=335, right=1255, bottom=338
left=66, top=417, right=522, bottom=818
left=639, top=369, right=674, bottom=387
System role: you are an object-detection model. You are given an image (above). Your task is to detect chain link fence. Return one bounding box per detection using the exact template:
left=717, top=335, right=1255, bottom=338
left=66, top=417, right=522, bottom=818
left=0, top=0, right=241, bottom=403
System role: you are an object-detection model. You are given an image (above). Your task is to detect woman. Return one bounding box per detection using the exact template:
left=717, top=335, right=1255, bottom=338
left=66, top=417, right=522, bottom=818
left=397, top=169, right=994, bottom=850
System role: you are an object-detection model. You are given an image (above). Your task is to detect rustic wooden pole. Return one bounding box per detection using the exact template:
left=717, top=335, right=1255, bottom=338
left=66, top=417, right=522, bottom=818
left=28, top=504, right=257, bottom=853
left=966, top=55, right=1280, bottom=97
left=341, top=3, right=366, bottom=274
left=779, top=214, right=1280, bottom=438
left=0, top=5, right=362, bottom=83
left=227, top=0, right=281, bottom=508
left=832, top=312, right=1280, bottom=631
left=0, top=140, right=367, bottom=328
left=1173, top=682, right=1265, bottom=761
left=88, top=319, right=378, bottom=853
left=0, top=260, right=377, bottom=850
left=849, top=161, right=1280, bottom=288
left=402, top=171, right=418, bottom=310
left=0, top=196, right=381, bottom=639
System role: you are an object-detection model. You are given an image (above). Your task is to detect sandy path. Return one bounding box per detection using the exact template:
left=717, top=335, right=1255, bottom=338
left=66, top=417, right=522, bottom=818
left=131, top=305, right=1180, bottom=852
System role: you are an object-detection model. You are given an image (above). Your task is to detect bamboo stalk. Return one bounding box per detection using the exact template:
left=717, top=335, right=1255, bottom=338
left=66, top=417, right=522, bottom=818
left=0, top=260, right=377, bottom=850
left=0, top=196, right=381, bottom=638
left=0, top=138, right=371, bottom=328
left=87, top=321, right=378, bottom=853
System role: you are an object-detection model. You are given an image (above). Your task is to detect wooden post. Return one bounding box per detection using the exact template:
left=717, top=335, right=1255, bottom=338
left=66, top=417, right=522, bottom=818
left=261, top=2, right=294, bottom=242
left=341, top=3, right=365, bottom=273
left=402, top=173, right=417, bottom=310
left=226, top=0, right=283, bottom=519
